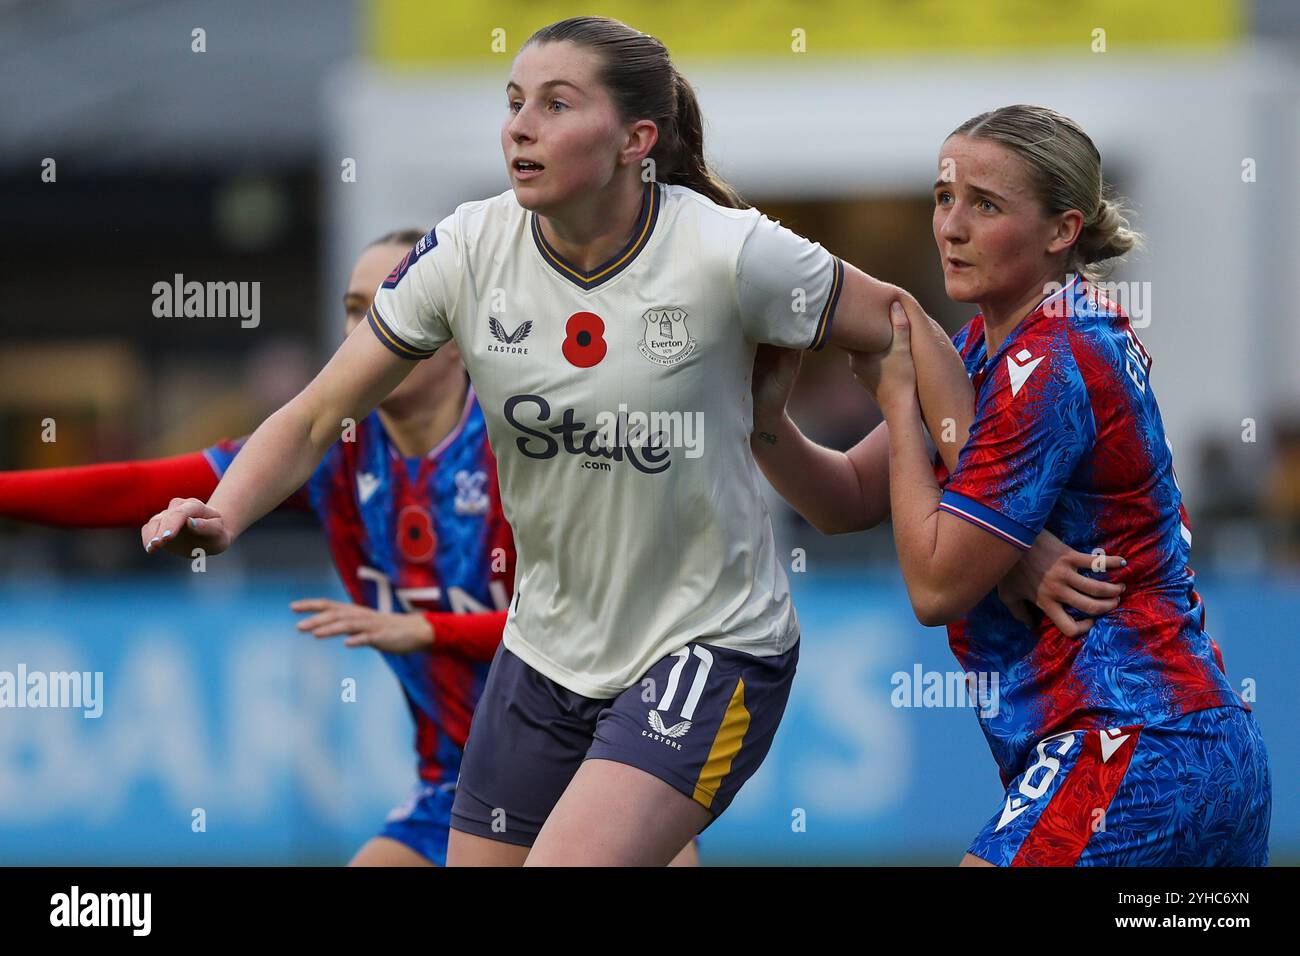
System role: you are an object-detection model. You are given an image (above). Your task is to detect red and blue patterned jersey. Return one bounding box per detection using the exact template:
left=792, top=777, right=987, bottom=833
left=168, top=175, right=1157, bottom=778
left=203, top=388, right=514, bottom=786
left=936, top=276, right=1246, bottom=783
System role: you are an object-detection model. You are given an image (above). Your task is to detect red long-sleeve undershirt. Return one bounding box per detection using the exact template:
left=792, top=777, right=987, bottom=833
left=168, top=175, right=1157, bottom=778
left=422, top=610, right=508, bottom=663
left=0, top=454, right=507, bottom=660
left=0, top=452, right=221, bottom=527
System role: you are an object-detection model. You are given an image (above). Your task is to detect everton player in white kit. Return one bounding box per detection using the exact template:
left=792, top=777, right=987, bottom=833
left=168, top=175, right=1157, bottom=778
left=142, top=16, right=973, bottom=865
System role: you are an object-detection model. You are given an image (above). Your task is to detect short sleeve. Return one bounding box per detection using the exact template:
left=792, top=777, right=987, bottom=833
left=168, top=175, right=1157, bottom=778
left=736, top=214, right=843, bottom=351
left=203, top=435, right=313, bottom=513
left=201, top=436, right=244, bottom=478
left=367, top=214, right=459, bottom=360
left=938, top=344, right=1095, bottom=550
left=950, top=321, right=973, bottom=355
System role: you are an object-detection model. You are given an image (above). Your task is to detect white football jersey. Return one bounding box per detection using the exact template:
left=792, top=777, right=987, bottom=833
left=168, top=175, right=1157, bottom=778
left=370, top=181, right=843, bottom=697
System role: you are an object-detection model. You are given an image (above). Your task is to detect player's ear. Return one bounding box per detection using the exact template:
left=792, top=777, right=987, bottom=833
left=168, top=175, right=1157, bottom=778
left=1047, top=208, right=1084, bottom=256
left=621, top=118, right=658, bottom=168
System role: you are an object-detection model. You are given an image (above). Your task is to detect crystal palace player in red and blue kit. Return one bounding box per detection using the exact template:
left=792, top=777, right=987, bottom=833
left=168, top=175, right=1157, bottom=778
left=0, top=231, right=515, bottom=866
left=0, top=387, right=512, bottom=867
left=751, top=105, right=1271, bottom=866
left=202, top=387, right=514, bottom=844
left=862, top=107, right=1271, bottom=866
left=932, top=275, right=1268, bottom=865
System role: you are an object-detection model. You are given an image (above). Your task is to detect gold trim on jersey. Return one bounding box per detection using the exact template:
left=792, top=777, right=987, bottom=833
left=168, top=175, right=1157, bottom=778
left=530, top=181, right=660, bottom=290
left=367, top=304, right=437, bottom=359
left=810, top=256, right=844, bottom=352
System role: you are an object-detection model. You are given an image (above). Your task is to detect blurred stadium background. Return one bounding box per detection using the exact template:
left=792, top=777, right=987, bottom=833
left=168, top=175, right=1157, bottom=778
left=0, top=0, right=1296, bottom=864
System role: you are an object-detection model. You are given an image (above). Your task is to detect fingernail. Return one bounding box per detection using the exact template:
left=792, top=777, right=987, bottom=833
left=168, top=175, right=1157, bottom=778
left=1120, top=558, right=1128, bottom=566
left=890, top=302, right=904, bottom=316
left=188, top=517, right=198, bottom=529
left=161, top=529, right=172, bottom=539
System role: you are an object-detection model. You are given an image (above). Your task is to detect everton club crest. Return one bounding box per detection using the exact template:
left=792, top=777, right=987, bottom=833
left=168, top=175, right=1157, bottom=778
left=637, top=307, right=696, bottom=367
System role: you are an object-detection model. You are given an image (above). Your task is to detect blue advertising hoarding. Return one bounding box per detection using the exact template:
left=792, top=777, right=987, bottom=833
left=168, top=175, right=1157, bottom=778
left=0, top=570, right=1292, bottom=864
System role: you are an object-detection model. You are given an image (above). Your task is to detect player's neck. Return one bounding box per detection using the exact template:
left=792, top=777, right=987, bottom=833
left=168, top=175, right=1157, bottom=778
left=980, top=270, right=1070, bottom=354
left=537, top=175, right=645, bottom=272
left=377, top=372, right=470, bottom=459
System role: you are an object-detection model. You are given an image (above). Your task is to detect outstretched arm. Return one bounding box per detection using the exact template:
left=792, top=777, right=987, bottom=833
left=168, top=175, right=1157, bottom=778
left=0, top=453, right=219, bottom=528
left=143, top=321, right=416, bottom=556
left=0, top=445, right=313, bottom=531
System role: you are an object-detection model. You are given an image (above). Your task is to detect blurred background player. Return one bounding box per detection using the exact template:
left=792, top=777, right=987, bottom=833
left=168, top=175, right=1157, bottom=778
left=0, top=230, right=518, bottom=867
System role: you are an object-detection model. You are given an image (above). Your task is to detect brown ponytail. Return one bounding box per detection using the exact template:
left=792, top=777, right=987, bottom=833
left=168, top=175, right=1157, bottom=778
left=666, top=69, right=748, bottom=209
left=524, top=16, right=748, bottom=209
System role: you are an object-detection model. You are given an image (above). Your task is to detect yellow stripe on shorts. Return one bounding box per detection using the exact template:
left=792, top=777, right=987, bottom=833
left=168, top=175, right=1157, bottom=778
left=692, top=678, right=750, bottom=809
